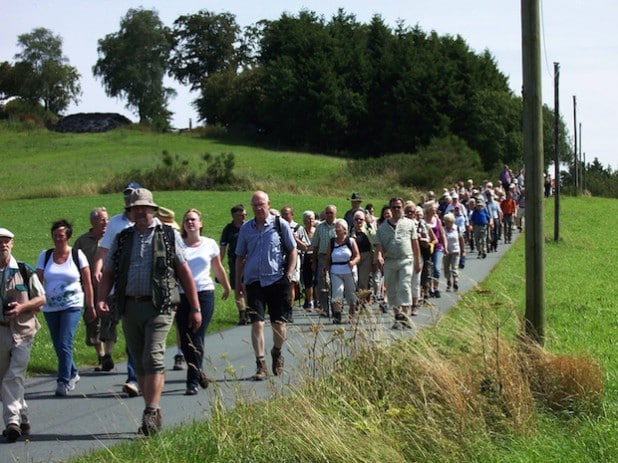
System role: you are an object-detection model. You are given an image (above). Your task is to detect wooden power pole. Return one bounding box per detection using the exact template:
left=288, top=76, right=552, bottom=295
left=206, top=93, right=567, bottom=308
left=553, top=62, right=560, bottom=242
left=521, top=0, right=545, bottom=344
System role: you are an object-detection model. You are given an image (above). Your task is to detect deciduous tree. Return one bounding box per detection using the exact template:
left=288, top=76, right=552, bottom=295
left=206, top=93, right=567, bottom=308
left=13, top=27, right=81, bottom=113
left=93, top=8, right=174, bottom=128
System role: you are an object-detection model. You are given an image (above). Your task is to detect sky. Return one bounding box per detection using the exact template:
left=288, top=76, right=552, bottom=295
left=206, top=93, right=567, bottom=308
left=2, top=1, right=617, bottom=169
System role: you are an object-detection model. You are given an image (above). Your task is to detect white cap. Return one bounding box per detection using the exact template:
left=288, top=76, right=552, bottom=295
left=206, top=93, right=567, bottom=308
left=0, top=228, right=14, bottom=239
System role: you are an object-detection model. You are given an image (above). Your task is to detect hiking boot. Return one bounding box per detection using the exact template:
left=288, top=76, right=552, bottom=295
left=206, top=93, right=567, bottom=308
left=394, top=312, right=413, bottom=329
left=122, top=381, right=140, bottom=398
left=173, top=354, right=185, bottom=371
left=139, top=407, right=162, bottom=436
left=332, top=311, right=342, bottom=324
left=253, top=358, right=268, bottom=381
left=20, top=414, right=31, bottom=435
left=94, top=355, right=104, bottom=372
left=185, top=385, right=199, bottom=396
left=101, top=354, right=114, bottom=372
left=238, top=310, right=248, bottom=325
left=5, top=423, right=21, bottom=443
left=411, top=305, right=419, bottom=316
left=271, top=347, right=284, bottom=376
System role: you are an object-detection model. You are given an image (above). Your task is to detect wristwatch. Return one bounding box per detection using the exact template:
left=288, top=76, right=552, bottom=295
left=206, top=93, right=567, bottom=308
left=191, top=307, right=201, bottom=313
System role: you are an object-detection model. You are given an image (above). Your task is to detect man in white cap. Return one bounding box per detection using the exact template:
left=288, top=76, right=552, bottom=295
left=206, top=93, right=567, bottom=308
left=97, top=188, right=201, bottom=436
left=0, top=228, right=46, bottom=442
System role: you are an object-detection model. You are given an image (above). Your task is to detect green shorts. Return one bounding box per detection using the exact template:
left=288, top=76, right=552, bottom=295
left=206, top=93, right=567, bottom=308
left=121, top=299, right=174, bottom=376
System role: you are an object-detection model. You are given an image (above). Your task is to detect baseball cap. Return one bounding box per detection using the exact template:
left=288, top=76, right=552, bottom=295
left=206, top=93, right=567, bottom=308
left=0, top=228, right=14, bottom=239
left=123, top=181, right=141, bottom=197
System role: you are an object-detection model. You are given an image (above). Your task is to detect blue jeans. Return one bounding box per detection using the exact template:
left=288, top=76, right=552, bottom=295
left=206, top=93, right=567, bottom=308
left=176, top=291, right=214, bottom=387
left=44, top=307, right=81, bottom=384
left=431, top=248, right=444, bottom=282
left=126, top=348, right=137, bottom=384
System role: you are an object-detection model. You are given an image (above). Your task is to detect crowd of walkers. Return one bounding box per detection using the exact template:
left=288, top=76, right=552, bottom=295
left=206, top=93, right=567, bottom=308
left=0, top=169, right=525, bottom=441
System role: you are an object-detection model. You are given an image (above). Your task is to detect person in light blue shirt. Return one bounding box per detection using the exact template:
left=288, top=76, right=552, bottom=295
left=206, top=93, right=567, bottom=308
left=235, top=191, right=297, bottom=381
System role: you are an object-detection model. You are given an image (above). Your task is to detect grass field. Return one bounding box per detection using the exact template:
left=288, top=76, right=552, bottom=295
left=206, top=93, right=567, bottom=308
left=1, top=124, right=389, bottom=374
left=3, top=123, right=618, bottom=461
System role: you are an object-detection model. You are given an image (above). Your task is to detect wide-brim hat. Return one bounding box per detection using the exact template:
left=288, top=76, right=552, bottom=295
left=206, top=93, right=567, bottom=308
left=156, top=206, right=180, bottom=230
left=125, top=188, right=158, bottom=210
left=348, top=192, right=363, bottom=202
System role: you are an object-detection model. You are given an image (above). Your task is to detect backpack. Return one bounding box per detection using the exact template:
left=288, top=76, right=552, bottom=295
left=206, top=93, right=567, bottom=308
left=329, top=236, right=353, bottom=262
left=274, top=216, right=290, bottom=267
left=44, top=248, right=82, bottom=284
left=17, top=261, right=35, bottom=298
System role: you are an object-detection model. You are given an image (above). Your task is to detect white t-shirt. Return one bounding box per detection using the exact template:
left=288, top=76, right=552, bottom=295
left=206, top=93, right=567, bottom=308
left=180, top=236, right=219, bottom=293
left=36, top=249, right=88, bottom=312
left=99, top=212, right=132, bottom=250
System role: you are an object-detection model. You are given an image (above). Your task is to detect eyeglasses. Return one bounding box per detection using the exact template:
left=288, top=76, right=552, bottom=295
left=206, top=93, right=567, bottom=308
left=354, top=218, right=364, bottom=221
left=391, top=205, right=402, bottom=209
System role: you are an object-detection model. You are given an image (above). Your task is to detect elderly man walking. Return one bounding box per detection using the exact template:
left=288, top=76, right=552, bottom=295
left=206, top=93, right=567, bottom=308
left=374, top=197, right=422, bottom=329
left=0, top=227, right=46, bottom=442
left=235, top=191, right=297, bottom=380
left=97, top=188, right=201, bottom=436
left=311, top=205, right=337, bottom=317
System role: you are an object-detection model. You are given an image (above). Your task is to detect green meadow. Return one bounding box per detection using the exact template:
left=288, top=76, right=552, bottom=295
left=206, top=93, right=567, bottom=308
left=3, top=123, right=618, bottom=461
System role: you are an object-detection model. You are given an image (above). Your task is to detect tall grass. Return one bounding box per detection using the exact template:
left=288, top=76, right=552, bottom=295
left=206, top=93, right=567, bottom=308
left=70, top=196, right=617, bottom=462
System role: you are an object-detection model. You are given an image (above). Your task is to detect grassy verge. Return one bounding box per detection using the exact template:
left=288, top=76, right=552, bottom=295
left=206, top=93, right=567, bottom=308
left=67, top=196, right=618, bottom=462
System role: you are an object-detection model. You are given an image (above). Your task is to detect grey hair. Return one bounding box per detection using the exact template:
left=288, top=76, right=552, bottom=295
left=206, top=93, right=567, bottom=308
left=334, top=218, right=348, bottom=232
left=90, top=207, right=107, bottom=221
left=302, top=210, right=315, bottom=221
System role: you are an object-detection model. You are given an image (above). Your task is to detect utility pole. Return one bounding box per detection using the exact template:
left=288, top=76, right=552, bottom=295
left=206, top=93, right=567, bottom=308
left=553, top=62, right=560, bottom=242
left=521, top=0, right=545, bottom=344
left=573, top=96, right=578, bottom=193
left=579, top=122, right=583, bottom=193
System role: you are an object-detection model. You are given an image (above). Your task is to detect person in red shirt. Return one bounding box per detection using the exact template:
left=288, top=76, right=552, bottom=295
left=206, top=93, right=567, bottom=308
left=500, top=188, right=518, bottom=244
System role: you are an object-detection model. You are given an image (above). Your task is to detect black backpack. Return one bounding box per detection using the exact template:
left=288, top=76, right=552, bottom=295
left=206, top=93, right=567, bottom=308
left=43, top=248, right=82, bottom=284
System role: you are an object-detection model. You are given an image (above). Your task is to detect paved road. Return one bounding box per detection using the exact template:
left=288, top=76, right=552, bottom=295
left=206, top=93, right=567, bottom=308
left=1, top=237, right=516, bottom=462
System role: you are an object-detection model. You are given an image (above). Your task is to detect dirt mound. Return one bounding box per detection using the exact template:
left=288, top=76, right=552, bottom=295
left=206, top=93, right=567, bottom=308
left=53, top=113, right=132, bottom=133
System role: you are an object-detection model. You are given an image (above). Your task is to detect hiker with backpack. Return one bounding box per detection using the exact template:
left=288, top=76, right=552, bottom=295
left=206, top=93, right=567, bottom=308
left=36, top=219, right=94, bottom=397
left=234, top=191, right=297, bottom=381
left=323, top=219, right=360, bottom=324
left=0, top=227, right=46, bottom=442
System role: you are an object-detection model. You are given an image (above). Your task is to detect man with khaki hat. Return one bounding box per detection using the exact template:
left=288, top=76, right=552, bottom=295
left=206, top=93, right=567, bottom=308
left=97, top=188, right=201, bottom=436
left=0, top=227, right=46, bottom=442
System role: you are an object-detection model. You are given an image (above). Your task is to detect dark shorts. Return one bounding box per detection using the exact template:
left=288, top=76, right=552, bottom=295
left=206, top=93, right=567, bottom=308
left=84, top=311, right=118, bottom=345
left=84, top=315, right=101, bottom=346
left=245, top=277, right=290, bottom=323
left=228, top=257, right=237, bottom=290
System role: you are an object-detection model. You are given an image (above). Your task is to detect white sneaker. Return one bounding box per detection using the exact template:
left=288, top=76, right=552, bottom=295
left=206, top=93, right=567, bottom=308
left=68, top=374, right=80, bottom=391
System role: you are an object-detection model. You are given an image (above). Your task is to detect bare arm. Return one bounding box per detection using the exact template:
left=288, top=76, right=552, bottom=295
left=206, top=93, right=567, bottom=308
left=96, top=267, right=114, bottom=314
left=235, top=255, right=246, bottom=301
left=211, top=254, right=231, bottom=300
left=93, top=247, right=108, bottom=283
left=176, top=261, right=202, bottom=332
left=80, top=265, right=96, bottom=323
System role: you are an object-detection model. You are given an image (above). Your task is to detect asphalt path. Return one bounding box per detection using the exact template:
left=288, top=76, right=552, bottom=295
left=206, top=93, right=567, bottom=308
left=1, top=235, right=517, bottom=462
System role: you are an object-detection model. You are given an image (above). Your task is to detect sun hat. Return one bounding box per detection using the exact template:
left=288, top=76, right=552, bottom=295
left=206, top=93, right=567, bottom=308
left=156, top=206, right=180, bottom=230
left=125, top=188, right=158, bottom=210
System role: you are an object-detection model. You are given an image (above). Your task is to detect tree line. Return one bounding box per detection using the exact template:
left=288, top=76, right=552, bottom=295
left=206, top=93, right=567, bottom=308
left=4, top=7, right=616, bottom=189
